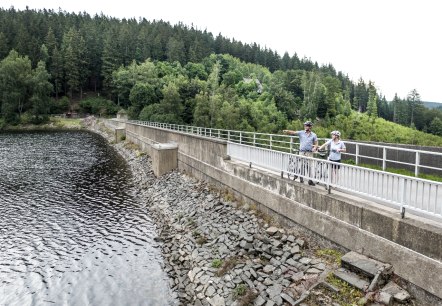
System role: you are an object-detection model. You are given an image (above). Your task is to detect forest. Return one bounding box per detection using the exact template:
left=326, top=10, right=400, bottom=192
left=1, top=7, right=442, bottom=145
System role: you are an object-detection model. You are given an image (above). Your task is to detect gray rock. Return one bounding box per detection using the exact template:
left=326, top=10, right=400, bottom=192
left=269, top=258, right=281, bottom=267
left=280, top=293, right=296, bottom=305
left=376, top=291, right=392, bottom=305
left=244, top=235, right=254, bottom=243
left=254, top=295, right=266, bottom=306
left=266, top=284, right=283, bottom=299
left=313, top=263, right=326, bottom=270
left=285, top=258, right=297, bottom=267
left=306, top=268, right=322, bottom=274
left=250, top=268, right=258, bottom=279
left=263, top=278, right=273, bottom=285
left=239, top=240, right=253, bottom=250
left=207, top=294, right=225, bottom=306
left=381, top=281, right=411, bottom=303
left=287, top=235, right=296, bottom=243
left=290, top=245, right=300, bottom=254
left=266, top=227, right=279, bottom=236
left=299, top=257, right=312, bottom=265
left=291, top=271, right=304, bottom=282
left=296, top=239, right=305, bottom=248
left=263, top=265, right=275, bottom=273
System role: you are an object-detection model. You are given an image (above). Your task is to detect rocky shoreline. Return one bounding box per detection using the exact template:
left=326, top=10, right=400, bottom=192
left=84, top=118, right=415, bottom=306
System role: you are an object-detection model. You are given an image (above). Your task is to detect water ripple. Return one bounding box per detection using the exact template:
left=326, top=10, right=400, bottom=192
left=0, top=131, right=174, bottom=306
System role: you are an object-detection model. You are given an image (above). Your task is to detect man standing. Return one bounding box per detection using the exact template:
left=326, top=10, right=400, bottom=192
left=283, top=121, right=318, bottom=186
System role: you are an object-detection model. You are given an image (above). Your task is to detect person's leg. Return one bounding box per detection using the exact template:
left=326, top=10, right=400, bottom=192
left=299, top=151, right=306, bottom=183
left=306, top=152, right=315, bottom=186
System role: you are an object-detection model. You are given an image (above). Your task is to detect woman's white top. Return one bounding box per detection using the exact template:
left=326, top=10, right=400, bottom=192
left=325, top=139, right=346, bottom=161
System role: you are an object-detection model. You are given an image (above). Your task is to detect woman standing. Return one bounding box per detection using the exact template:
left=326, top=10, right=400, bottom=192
left=319, top=131, right=346, bottom=182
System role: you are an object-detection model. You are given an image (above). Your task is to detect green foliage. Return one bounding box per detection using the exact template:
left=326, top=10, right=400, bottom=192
left=79, top=97, right=118, bottom=116
left=315, top=248, right=343, bottom=265
left=1, top=7, right=441, bottom=143
left=211, top=259, right=222, bottom=268
left=215, top=256, right=240, bottom=277
left=233, top=284, right=247, bottom=298
left=49, top=97, right=70, bottom=114
left=429, top=117, right=442, bottom=136
left=316, top=112, right=442, bottom=146
left=326, top=273, right=365, bottom=306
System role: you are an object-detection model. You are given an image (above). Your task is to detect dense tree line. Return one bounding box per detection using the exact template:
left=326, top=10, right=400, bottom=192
left=1, top=7, right=441, bottom=142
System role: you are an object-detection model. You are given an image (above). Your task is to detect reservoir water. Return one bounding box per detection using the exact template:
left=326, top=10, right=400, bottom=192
left=0, top=130, right=175, bottom=306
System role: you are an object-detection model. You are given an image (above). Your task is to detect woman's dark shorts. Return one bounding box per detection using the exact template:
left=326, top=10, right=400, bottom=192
left=330, top=159, right=341, bottom=169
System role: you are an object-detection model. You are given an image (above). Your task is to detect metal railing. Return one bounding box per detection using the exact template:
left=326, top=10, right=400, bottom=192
left=227, top=142, right=442, bottom=219
left=127, top=120, right=442, bottom=178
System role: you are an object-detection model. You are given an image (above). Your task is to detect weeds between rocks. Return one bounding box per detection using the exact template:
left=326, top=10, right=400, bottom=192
left=215, top=256, right=242, bottom=277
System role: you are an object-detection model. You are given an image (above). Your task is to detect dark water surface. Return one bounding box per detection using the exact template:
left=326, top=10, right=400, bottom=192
left=0, top=131, right=175, bottom=306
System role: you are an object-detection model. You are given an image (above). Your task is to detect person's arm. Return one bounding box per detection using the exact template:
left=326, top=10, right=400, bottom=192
left=313, top=139, right=319, bottom=152
left=338, top=143, right=346, bottom=153
left=283, top=130, right=299, bottom=135
left=318, top=139, right=330, bottom=151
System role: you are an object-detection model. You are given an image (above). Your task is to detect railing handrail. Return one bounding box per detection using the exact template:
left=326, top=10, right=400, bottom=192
left=227, top=142, right=442, bottom=220
left=126, top=120, right=442, bottom=177
left=126, top=119, right=442, bottom=154
left=122, top=119, right=441, bottom=219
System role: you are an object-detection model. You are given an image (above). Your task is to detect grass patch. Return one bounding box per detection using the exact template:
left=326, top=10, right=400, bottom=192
left=222, top=190, right=235, bottom=202
left=51, top=117, right=82, bottom=128
left=343, top=160, right=442, bottom=182
left=192, top=230, right=207, bottom=244
left=236, top=288, right=258, bottom=306
left=196, top=236, right=208, bottom=245
left=215, top=256, right=240, bottom=277
left=325, top=273, right=364, bottom=306
left=315, top=248, right=342, bottom=266
left=233, top=283, right=247, bottom=299
left=123, top=141, right=141, bottom=151
left=211, top=258, right=222, bottom=268
left=135, top=150, right=146, bottom=157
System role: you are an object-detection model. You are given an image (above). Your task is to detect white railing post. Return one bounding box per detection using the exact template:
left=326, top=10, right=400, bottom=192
left=400, top=178, right=407, bottom=218
left=228, top=130, right=231, bottom=141
left=290, top=137, right=293, bottom=154
left=253, top=134, right=256, bottom=147
left=327, top=161, right=332, bottom=193
left=269, top=135, right=272, bottom=150
left=239, top=132, right=242, bottom=144
left=356, top=144, right=360, bottom=165
left=382, top=147, right=387, bottom=171
left=415, top=152, right=420, bottom=177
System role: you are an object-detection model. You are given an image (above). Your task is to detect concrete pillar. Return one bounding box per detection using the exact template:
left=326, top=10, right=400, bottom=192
left=115, top=128, right=126, bottom=143
left=151, top=143, right=178, bottom=177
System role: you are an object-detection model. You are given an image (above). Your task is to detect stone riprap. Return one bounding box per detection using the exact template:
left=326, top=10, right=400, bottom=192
left=84, top=117, right=416, bottom=306
left=123, top=153, right=331, bottom=305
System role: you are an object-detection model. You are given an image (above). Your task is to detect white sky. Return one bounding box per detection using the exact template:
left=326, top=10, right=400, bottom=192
left=2, top=0, right=441, bottom=102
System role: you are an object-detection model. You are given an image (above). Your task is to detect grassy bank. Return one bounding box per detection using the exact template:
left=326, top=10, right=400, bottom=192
left=0, top=117, right=83, bottom=131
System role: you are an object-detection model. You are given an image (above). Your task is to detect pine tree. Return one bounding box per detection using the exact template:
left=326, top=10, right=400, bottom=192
left=367, top=81, right=378, bottom=117
left=407, top=89, right=421, bottom=126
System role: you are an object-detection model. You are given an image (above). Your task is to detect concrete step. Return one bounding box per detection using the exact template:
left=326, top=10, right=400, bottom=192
left=333, top=268, right=370, bottom=291
left=341, top=251, right=393, bottom=280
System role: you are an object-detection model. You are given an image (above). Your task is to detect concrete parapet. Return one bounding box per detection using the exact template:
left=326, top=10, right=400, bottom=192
left=177, top=152, right=442, bottom=301
left=151, top=143, right=178, bottom=177
left=103, top=118, right=126, bottom=130
left=115, top=128, right=126, bottom=143
left=125, top=122, right=228, bottom=168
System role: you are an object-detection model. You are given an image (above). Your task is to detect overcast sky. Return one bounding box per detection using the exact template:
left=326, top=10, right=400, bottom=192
left=2, top=0, right=441, bottom=102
